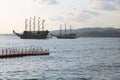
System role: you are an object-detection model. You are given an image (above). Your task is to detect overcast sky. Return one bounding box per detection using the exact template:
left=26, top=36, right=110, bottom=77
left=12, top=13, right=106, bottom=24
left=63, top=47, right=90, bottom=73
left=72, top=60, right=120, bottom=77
left=0, top=0, right=120, bottom=33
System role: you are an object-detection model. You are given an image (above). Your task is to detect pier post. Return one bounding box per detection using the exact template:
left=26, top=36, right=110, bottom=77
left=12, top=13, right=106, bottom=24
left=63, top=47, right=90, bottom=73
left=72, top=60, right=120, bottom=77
left=21, top=48, right=23, bottom=54
left=5, top=48, right=7, bottom=56
left=2, top=48, right=4, bottom=56
left=9, top=48, right=11, bottom=55
left=18, top=49, right=19, bottom=54
left=5, top=48, right=8, bottom=55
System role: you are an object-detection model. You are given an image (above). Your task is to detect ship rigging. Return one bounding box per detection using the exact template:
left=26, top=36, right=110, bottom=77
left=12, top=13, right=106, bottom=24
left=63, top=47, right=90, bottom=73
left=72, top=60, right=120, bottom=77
left=13, top=16, right=49, bottom=39
left=56, top=24, right=77, bottom=39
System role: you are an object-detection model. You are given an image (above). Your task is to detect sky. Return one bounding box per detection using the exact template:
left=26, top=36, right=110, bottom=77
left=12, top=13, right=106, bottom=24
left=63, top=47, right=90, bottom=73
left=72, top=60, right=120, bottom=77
left=0, top=0, right=120, bottom=34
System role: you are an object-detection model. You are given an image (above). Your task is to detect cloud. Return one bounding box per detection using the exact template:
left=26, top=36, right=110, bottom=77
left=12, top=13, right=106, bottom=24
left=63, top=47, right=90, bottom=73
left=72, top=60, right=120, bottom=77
left=68, top=8, right=100, bottom=22
left=50, top=7, right=100, bottom=23
left=83, top=10, right=100, bottom=15
left=77, top=14, right=91, bottom=22
left=50, top=15, right=64, bottom=21
left=90, top=0, right=120, bottom=10
left=33, top=0, right=58, bottom=5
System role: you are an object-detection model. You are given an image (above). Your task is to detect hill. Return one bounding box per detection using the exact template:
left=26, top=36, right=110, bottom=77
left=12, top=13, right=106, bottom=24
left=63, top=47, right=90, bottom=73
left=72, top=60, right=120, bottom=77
left=50, top=27, right=120, bottom=37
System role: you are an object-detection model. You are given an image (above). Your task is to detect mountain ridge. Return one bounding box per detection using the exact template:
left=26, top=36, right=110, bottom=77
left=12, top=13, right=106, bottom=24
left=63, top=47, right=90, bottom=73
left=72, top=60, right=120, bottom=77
left=50, top=27, right=120, bottom=37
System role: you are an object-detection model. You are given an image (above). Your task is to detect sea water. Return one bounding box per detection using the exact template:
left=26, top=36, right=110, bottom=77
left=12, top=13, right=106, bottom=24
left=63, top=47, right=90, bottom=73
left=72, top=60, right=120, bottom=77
left=0, top=35, right=120, bottom=80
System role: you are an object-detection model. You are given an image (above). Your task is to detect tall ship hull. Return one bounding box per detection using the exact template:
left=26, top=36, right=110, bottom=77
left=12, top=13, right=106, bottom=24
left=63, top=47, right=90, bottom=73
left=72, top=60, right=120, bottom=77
left=13, top=30, right=49, bottom=39
left=13, top=16, right=49, bottom=39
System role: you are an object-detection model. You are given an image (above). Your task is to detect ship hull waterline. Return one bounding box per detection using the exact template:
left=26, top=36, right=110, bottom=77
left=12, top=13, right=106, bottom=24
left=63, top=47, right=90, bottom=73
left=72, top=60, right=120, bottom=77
left=13, top=30, right=49, bottom=39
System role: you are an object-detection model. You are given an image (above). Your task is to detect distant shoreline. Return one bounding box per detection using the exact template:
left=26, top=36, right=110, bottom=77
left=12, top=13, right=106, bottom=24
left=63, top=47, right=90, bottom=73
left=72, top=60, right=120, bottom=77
left=50, top=27, right=120, bottom=37
left=1, top=27, right=120, bottom=37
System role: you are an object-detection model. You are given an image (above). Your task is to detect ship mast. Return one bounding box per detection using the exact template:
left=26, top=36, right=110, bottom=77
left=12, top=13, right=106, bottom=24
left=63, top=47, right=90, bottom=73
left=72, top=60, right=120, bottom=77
left=33, top=16, right=36, bottom=32
left=25, top=19, right=28, bottom=31
left=70, top=25, right=72, bottom=34
left=29, top=17, right=32, bottom=32
left=42, top=20, right=45, bottom=31
left=65, top=24, right=66, bottom=36
left=60, top=24, right=62, bottom=36
left=38, top=17, right=40, bottom=31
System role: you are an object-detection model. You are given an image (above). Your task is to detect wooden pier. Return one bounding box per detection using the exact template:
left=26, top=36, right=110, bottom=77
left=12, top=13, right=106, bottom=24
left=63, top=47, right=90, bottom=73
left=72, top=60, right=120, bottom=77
left=0, top=47, right=49, bottom=58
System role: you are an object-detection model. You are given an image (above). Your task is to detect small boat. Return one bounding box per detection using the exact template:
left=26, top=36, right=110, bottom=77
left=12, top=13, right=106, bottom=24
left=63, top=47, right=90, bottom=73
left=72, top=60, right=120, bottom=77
left=13, top=16, right=49, bottom=39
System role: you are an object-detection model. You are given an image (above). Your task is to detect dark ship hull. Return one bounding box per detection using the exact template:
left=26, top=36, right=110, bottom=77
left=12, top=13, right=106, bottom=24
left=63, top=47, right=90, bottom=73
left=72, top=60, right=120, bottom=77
left=56, top=34, right=77, bottom=39
left=13, top=30, right=49, bottom=39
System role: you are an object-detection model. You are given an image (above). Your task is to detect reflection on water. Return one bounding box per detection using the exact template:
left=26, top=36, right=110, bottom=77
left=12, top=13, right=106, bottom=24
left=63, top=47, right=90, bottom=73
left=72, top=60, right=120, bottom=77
left=0, top=35, right=120, bottom=80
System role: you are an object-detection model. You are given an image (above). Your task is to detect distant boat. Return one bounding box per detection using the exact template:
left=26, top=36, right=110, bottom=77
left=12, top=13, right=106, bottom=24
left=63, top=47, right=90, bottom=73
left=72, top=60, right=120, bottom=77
left=13, top=16, right=49, bottom=39
left=56, top=24, right=77, bottom=39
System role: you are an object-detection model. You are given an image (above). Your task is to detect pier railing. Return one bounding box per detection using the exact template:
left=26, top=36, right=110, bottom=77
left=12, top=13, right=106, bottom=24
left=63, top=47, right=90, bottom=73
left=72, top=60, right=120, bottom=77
left=0, top=46, right=49, bottom=58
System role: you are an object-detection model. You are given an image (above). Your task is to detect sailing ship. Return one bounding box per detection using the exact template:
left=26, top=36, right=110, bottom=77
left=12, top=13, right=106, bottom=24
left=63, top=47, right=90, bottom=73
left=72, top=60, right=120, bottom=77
left=13, top=16, right=49, bottom=39
left=56, top=24, right=77, bottom=39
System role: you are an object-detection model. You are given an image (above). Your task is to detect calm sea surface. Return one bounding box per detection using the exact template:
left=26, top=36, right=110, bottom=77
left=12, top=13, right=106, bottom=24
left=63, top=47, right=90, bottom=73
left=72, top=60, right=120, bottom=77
left=0, top=35, right=120, bottom=80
